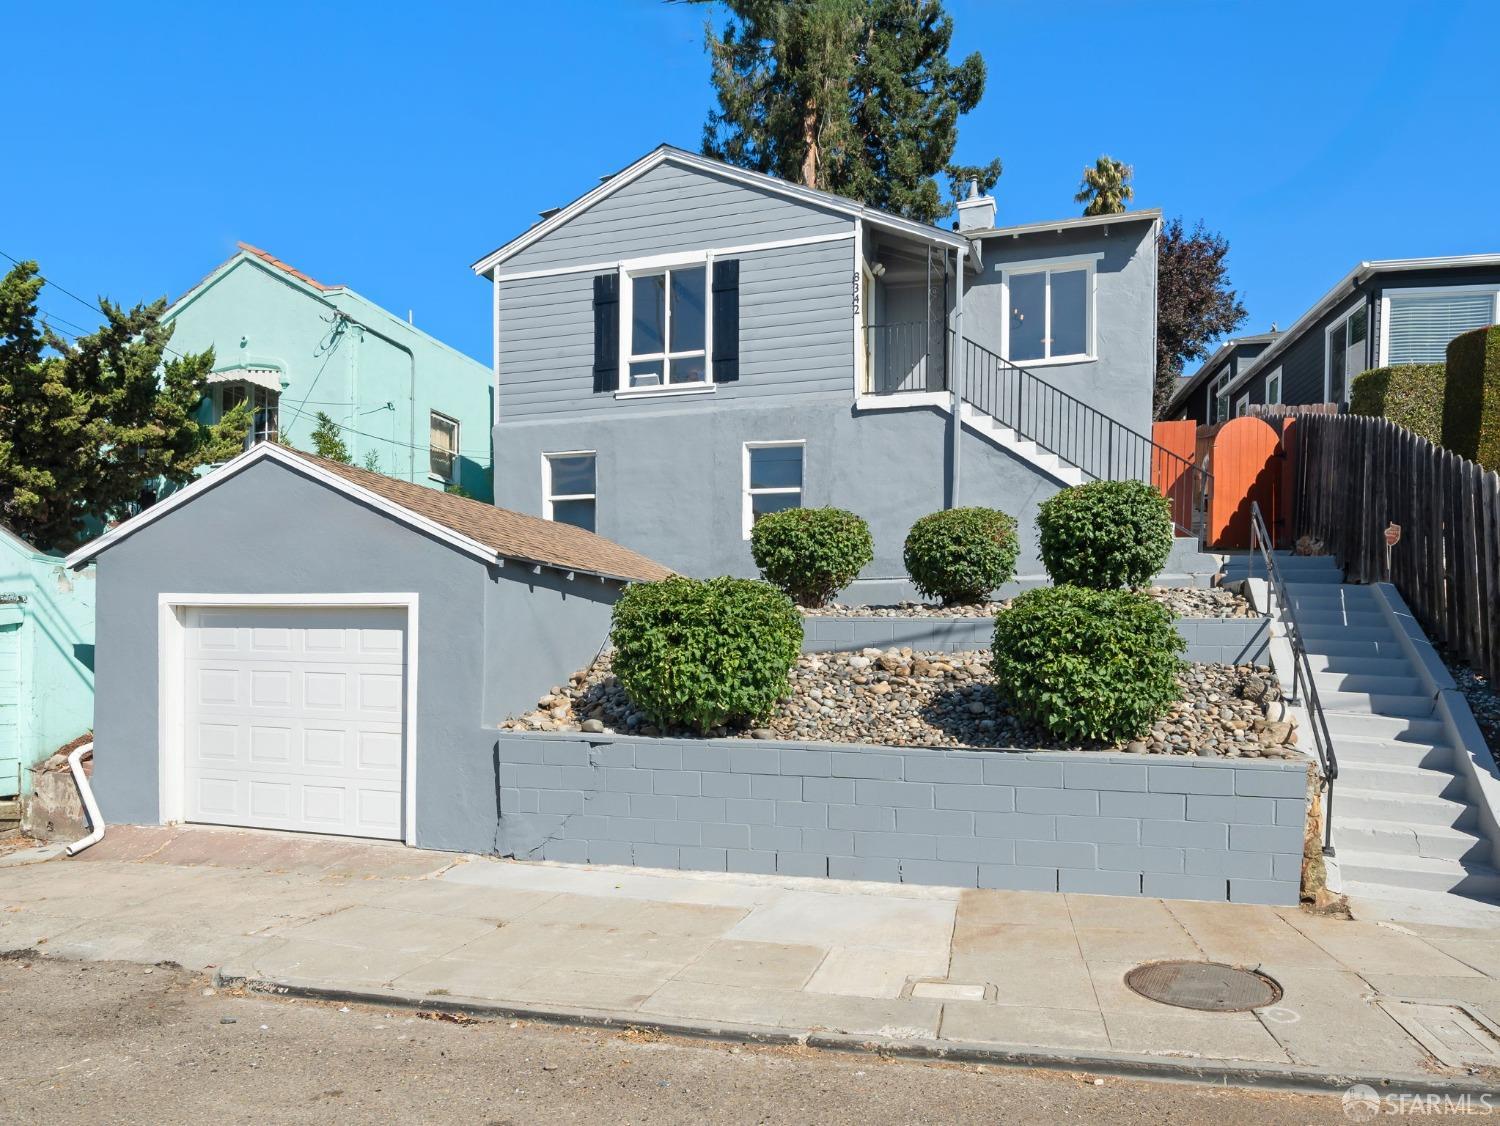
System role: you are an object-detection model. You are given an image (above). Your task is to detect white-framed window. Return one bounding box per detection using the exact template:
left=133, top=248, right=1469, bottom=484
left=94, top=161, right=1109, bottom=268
left=1235, top=392, right=1250, bottom=418
left=217, top=382, right=279, bottom=445
left=1380, top=285, right=1500, bottom=366
left=1325, top=304, right=1369, bottom=404
left=1210, top=371, right=1232, bottom=424
left=621, top=257, right=710, bottom=391
left=742, top=441, right=803, bottom=538
left=1000, top=256, right=1097, bottom=365
left=543, top=451, right=596, bottom=532
left=429, top=411, right=459, bottom=484
left=1265, top=368, right=1282, bottom=405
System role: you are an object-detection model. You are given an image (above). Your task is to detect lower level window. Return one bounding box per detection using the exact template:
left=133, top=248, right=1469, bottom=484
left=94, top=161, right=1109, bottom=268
left=430, top=411, right=460, bottom=483
left=743, top=441, right=803, bottom=538
left=545, top=451, right=596, bottom=532
left=218, top=382, right=279, bottom=445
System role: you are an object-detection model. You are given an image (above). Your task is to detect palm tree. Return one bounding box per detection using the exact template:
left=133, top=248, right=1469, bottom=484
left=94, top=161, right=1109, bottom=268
left=1075, top=155, right=1134, bottom=216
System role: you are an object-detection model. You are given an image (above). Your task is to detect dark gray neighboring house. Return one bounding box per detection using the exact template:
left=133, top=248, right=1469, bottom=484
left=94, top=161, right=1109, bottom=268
left=65, top=443, right=669, bottom=855
left=474, top=145, right=1171, bottom=600
left=1163, top=255, right=1500, bottom=423
left=1163, top=331, right=1280, bottom=427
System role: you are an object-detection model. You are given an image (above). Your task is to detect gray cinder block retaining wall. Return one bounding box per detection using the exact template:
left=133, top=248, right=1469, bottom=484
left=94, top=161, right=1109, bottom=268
left=801, top=615, right=1270, bottom=666
left=495, top=733, right=1308, bottom=905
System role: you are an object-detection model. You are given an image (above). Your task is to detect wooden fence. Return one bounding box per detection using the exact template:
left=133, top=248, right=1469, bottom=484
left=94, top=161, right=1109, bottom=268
left=1294, top=412, right=1500, bottom=682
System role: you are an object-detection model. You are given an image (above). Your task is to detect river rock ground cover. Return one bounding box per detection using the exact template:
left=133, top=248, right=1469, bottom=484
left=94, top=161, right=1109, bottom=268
left=802, top=586, right=1253, bottom=620
left=505, top=647, right=1300, bottom=760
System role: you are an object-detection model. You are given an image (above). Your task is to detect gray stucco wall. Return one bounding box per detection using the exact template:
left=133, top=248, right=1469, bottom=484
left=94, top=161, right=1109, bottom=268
left=495, top=398, right=1065, bottom=600
left=495, top=732, right=1309, bottom=905
left=966, top=219, right=1158, bottom=439
left=89, top=457, right=617, bottom=855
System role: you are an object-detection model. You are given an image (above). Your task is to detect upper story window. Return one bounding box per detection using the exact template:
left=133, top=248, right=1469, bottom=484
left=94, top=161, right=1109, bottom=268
left=1210, top=371, right=1232, bottom=425
left=743, top=441, right=803, bottom=538
left=1003, top=259, right=1095, bottom=365
left=626, top=264, right=707, bottom=389
left=544, top=451, right=596, bottom=532
left=217, top=381, right=279, bottom=445
left=1326, top=305, right=1368, bottom=403
left=429, top=411, right=459, bottom=483
left=1383, top=287, right=1499, bottom=366
left=1265, top=368, right=1282, bottom=405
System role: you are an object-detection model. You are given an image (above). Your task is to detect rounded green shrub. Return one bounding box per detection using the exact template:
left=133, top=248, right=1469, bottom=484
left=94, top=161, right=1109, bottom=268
left=609, top=576, right=802, bottom=732
left=902, top=507, right=1019, bottom=605
left=991, top=586, right=1184, bottom=742
left=750, top=507, right=874, bottom=607
left=1350, top=363, right=1446, bottom=446
left=1036, top=480, right=1173, bottom=590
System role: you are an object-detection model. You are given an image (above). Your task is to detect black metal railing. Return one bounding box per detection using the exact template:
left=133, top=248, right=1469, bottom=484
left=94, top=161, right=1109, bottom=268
left=863, top=322, right=948, bottom=396
left=960, top=338, right=1210, bottom=536
left=1248, top=500, right=1338, bottom=855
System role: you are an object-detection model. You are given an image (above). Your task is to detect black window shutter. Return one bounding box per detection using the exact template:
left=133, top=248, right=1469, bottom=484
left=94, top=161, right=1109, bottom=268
left=592, top=273, right=619, bottom=393
left=712, top=259, right=740, bottom=384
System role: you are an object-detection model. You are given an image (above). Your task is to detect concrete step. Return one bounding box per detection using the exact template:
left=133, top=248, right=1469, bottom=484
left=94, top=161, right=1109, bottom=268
left=1298, top=624, right=1399, bottom=643
left=1321, top=712, right=1447, bottom=743
left=1316, top=690, right=1435, bottom=717
left=1295, top=610, right=1390, bottom=629
left=1336, top=853, right=1500, bottom=897
left=1228, top=570, right=1346, bottom=586
left=1336, top=818, right=1491, bottom=862
left=1333, top=734, right=1455, bottom=769
left=1338, top=787, right=1476, bottom=828
left=1337, top=882, right=1500, bottom=923
left=1311, top=671, right=1425, bottom=696
left=1300, top=639, right=1413, bottom=663
left=1303, top=652, right=1413, bottom=677
left=1337, top=761, right=1465, bottom=799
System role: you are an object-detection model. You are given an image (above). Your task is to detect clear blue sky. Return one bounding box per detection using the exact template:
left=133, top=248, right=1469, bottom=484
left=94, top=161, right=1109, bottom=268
left=4, top=0, right=1495, bottom=370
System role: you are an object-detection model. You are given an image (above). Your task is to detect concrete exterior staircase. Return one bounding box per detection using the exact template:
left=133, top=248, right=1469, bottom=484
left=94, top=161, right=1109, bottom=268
left=958, top=402, right=1086, bottom=486
left=1225, top=553, right=1500, bottom=909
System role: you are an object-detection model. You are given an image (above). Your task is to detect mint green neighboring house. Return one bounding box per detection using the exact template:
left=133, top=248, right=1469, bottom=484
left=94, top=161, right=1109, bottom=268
left=0, top=524, right=95, bottom=798
left=163, top=243, right=493, bottom=500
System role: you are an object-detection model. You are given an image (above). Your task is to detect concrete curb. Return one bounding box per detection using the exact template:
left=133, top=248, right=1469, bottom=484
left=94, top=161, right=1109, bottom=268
left=214, top=969, right=1498, bottom=1099
left=0, top=842, right=68, bottom=869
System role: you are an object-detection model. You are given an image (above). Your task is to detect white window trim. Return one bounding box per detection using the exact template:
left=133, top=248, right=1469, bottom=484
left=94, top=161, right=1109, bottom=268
left=617, top=252, right=713, bottom=396
left=1235, top=392, right=1250, bottom=418
left=542, top=450, right=597, bottom=524
left=742, top=440, right=804, bottom=540
left=1210, top=371, right=1233, bottom=424
left=1324, top=303, right=1370, bottom=404
left=998, top=255, right=1100, bottom=367
left=156, top=592, right=420, bottom=848
left=428, top=410, right=460, bottom=484
left=1265, top=367, right=1282, bottom=406
left=1377, top=284, right=1500, bottom=367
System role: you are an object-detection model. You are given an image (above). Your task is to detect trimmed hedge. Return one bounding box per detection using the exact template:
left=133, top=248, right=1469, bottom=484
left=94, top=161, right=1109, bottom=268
left=609, top=576, right=802, bottom=732
left=1443, top=325, right=1500, bottom=471
left=991, top=586, right=1184, bottom=743
left=903, top=507, right=1019, bottom=605
left=1036, top=479, right=1174, bottom=590
left=750, top=507, right=873, bottom=607
left=1349, top=363, right=1446, bottom=446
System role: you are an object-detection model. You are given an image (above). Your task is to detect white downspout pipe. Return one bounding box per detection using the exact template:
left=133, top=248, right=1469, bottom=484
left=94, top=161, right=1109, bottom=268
left=64, top=742, right=104, bottom=856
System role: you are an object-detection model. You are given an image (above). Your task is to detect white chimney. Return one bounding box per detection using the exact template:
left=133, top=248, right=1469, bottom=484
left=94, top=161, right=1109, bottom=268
left=955, top=179, right=995, bottom=232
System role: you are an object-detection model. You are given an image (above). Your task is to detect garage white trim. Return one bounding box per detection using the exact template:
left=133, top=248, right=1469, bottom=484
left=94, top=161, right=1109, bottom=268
left=158, top=593, right=419, bottom=845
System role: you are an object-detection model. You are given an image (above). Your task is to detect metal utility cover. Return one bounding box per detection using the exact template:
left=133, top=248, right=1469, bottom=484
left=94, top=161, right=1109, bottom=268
left=1125, top=960, right=1282, bottom=1013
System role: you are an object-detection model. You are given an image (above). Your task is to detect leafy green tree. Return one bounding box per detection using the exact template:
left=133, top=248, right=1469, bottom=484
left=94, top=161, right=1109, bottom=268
left=1155, top=219, right=1248, bottom=417
left=701, top=0, right=1002, bottom=223
left=0, top=261, right=250, bottom=551
left=310, top=411, right=351, bottom=463
left=1075, top=155, right=1133, bottom=216
left=361, top=448, right=382, bottom=473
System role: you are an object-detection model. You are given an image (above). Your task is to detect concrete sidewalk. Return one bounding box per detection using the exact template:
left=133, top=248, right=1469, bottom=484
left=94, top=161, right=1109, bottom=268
left=5, top=826, right=1500, bottom=1089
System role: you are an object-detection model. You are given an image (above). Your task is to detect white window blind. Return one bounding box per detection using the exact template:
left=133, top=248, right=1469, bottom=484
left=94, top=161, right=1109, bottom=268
left=1386, top=292, right=1496, bottom=365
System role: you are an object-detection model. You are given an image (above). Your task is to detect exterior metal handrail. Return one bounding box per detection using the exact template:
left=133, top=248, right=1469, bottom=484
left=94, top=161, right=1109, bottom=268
left=1248, top=500, right=1338, bottom=856
left=959, top=338, right=1212, bottom=537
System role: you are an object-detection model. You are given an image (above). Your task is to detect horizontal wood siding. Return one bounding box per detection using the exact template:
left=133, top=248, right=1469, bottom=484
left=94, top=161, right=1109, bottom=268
left=498, top=239, right=854, bottom=419
left=499, top=160, right=852, bottom=276
left=1279, top=321, right=1333, bottom=405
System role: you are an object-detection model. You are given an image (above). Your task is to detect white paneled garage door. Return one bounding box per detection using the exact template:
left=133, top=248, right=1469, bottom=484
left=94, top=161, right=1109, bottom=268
left=183, top=606, right=407, bottom=840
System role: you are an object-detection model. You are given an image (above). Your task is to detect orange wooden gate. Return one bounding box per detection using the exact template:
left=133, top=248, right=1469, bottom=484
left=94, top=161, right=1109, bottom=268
left=1208, top=416, right=1284, bottom=549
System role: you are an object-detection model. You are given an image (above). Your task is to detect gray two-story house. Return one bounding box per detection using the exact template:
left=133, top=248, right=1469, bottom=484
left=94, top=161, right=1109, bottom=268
left=474, top=145, right=1178, bottom=599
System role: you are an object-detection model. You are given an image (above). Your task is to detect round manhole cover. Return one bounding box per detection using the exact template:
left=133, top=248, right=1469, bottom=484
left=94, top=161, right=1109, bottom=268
left=1124, top=960, right=1282, bottom=1013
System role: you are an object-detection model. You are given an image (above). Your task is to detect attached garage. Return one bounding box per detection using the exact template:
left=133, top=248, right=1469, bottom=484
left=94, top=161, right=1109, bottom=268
left=68, top=443, right=669, bottom=854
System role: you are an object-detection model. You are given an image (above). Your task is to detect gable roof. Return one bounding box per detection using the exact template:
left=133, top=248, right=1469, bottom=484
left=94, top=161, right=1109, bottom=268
left=235, top=242, right=337, bottom=292
left=1162, top=331, right=1281, bottom=414
left=65, top=444, right=672, bottom=584
left=471, top=145, right=970, bottom=276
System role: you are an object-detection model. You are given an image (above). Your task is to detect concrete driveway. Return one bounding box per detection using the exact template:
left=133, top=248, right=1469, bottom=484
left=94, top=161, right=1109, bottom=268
left=5, top=825, right=1500, bottom=1090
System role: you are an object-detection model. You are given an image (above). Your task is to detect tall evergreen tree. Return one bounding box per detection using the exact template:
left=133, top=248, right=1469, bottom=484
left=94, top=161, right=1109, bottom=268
left=310, top=411, right=352, bottom=463
left=701, top=0, right=1001, bottom=224
left=1155, top=219, right=1248, bottom=417
left=0, top=261, right=250, bottom=550
left=1075, top=155, right=1134, bottom=216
